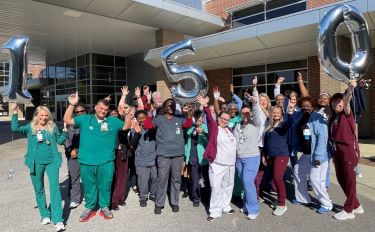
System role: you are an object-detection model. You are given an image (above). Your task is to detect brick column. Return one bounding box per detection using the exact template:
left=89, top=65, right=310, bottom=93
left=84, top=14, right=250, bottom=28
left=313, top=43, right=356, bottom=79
left=155, top=29, right=184, bottom=101
left=307, top=56, right=321, bottom=100
left=205, top=68, right=232, bottom=104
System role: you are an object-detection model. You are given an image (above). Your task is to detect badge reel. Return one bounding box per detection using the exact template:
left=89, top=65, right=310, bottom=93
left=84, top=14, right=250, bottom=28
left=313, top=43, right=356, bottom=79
left=37, top=130, right=43, bottom=142
left=101, top=122, right=108, bottom=132
left=303, top=128, right=311, bottom=140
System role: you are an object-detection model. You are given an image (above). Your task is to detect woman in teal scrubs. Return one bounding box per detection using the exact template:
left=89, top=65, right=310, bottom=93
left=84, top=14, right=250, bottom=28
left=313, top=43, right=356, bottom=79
left=11, top=103, right=67, bottom=232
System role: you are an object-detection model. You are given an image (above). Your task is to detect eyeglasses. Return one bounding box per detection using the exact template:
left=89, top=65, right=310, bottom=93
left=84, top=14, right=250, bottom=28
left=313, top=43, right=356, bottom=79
left=219, top=117, right=229, bottom=122
left=75, top=110, right=86, bottom=114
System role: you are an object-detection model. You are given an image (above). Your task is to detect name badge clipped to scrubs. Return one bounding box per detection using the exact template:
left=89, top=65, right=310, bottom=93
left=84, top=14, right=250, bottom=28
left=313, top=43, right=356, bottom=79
left=101, top=122, right=109, bottom=132
left=176, top=123, right=181, bottom=135
left=37, top=130, right=43, bottom=142
left=303, top=128, right=311, bottom=140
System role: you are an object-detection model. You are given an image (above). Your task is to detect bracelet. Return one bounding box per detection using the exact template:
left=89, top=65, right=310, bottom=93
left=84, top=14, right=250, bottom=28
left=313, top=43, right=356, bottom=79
left=69, top=103, right=77, bottom=106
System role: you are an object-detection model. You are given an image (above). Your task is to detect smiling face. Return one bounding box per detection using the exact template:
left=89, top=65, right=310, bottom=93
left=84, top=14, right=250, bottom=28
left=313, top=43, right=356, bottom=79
left=318, top=95, right=330, bottom=107
left=259, top=96, right=268, bottom=109
left=164, top=100, right=176, bottom=115
left=36, top=109, right=49, bottom=126
left=95, top=102, right=109, bottom=120
left=276, top=95, right=285, bottom=108
left=218, top=112, right=230, bottom=128
left=300, top=100, right=313, bottom=114
left=272, top=107, right=282, bottom=122
left=332, top=99, right=344, bottom=113
left=241, top=107, right=251, bottom=124
left=228, top=104, right=237, bottom=118
left=136, top=112, right=147, bottom=126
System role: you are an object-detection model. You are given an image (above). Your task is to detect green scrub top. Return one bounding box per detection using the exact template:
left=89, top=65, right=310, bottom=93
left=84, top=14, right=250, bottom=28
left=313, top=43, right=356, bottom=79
left=35, top=130, right=54, bottom=164
left=228, top=115, right=242, bottom=130
left=74, top=114, right=124, bottom=165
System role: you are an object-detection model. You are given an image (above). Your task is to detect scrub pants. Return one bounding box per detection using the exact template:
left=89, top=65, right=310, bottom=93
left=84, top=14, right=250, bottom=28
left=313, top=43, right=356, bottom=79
left=209, top=162, right=235, bottom=218
left=30, top=162, right=63, bottom=224
left=294, top=154, right=312, bottom=204
left=67, top=158, right=81, bottom=204
left=80, top=161, right=115, bottom=209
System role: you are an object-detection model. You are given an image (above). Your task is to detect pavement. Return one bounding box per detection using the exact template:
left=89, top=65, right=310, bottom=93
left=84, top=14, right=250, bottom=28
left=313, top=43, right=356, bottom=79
left=0, top=120, right=374, bottom=232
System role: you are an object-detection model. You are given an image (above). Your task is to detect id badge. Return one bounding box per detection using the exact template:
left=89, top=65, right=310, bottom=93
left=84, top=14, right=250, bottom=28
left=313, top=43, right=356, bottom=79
left=37, top=131, right=43, bottom=142
left=303, top=128, right=311, bottom=140
left=176, top=127, right=181, bottom=135
left=101, top=122, right=108, bottom=132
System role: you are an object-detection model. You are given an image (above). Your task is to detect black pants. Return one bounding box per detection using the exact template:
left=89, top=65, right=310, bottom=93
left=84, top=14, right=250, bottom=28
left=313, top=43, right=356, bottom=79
left=189, top=164, right=210, bottom=205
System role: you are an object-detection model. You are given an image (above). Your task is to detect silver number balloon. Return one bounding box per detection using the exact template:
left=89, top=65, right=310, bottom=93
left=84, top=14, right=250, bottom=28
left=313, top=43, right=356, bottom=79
left=160, top=39, right=208, bottom=104
left=318, top=4, right=372, bottom=82
left=1, top=36, right=32, bottom=104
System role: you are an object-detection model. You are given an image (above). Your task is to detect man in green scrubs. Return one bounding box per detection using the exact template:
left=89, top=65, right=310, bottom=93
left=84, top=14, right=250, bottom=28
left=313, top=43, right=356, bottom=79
left=64, top=92, right=130, bottom=222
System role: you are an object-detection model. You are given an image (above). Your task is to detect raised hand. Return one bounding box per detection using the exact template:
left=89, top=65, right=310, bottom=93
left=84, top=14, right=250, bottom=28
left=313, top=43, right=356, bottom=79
left=121, top=86, right=129, bottom=96
left=11, top=102, right=18, bottom=112
left=133, top=120, right=142, bottom=133
left=197, top=95, right=209, bottom=107
left=104, top=95, right=112, bottom=102
left=253, top=76, right=258, bottom=86
left=297, top=72, right=303, bottom=82
left=143, top=85, right=150, bottom=96
left=287, top=99, right=296, bottom=114
left=277, top=77, right=285, bottom=84
left=230, top=84, right=234, bottom=94
left=68, top=92, right=79, bottom=106
left=213, top=86, right=220, bottom=100
left=146, top=90, right=152, bottom=103
left=218, top=97, right=225, bottom=103
left=134, top=87, right=141, bottom=98
left=348, top=80, right=357, bottom=93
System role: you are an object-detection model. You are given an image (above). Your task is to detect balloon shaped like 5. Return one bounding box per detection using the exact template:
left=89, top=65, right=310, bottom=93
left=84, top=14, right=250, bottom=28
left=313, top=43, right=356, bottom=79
left=1, top=36, right=32, bottom=104
left=160, top=39, right=208, bottom=104
left=318, top=4, right=372, bottom=82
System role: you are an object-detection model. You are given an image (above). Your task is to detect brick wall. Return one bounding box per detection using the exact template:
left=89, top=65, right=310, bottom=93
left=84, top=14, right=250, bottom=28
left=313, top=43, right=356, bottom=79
left=205, top=68, right=232, bottom=104
left=205, top=0, right=257, bottom=19
left=307, top=0, right=342, bottom=9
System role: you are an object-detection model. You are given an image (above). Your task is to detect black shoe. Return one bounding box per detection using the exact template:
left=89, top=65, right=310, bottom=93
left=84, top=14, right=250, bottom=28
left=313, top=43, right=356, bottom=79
left=133, top=187, right=139, bottom=195
left=140, top=200, right=147, bottom=207
left=171, top=205, right=179, bottom=212
left=154, top=206, right=162, bottom=214
left=193, top=202, right=200, bottom=207
left=149, top=196, right=155, bottom=202
left=111, top=205, right=119, bottom=211
left=182, top=193, right=189, bottom=198
left=226, top=209, right=235, bottom=215
left=118, top=201, right=126, bottom=206
left=207, top=216, right=216, bottom=222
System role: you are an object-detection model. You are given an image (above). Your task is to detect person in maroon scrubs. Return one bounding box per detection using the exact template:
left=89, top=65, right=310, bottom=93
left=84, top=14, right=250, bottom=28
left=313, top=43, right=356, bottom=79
left=330, top=80, right=364, bottom=220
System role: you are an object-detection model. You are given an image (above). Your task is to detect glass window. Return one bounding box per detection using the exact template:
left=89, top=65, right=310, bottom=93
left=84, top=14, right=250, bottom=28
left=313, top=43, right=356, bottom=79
left=114, top=68, right=126, bottom=81
left=266, top=1, right=306, bottom=20
left=77, top=67, right=89, bottom=80
left=233, top=14, right=265, bottom=28
left=232, top=4, right=264, bottom=20
left=233, top=65, right=265, bottom=75
left=77, top=54, right=87, bottom=67
left=92, top=53, right=114, bottom=66
left=267, top=60, right=307, bottom=72
left=115, top=56, right=126, bottom=68
left=267, top=0, right=304, bottom=10
left=92, top=66, right=114, bottom=80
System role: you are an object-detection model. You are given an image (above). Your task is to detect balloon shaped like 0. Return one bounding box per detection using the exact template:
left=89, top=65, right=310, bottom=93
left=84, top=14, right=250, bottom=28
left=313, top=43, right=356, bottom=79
left=1, top=36, right=32, bottom=104
left=318, top=4, right=372, bottom=82
left=160, top=39, right=208, bottom=104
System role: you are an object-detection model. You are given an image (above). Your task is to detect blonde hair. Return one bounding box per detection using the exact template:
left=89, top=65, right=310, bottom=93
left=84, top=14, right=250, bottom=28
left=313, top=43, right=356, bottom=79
left=265, top=106, right=284, bottom=132
left=259, top=93, right=271, bottom=111
left=30, top=106, right=56, bottom=134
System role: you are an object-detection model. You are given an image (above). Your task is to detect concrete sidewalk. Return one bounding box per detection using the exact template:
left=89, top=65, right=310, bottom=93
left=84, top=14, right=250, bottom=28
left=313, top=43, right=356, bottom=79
left=0, top=120, right=374, bottom=232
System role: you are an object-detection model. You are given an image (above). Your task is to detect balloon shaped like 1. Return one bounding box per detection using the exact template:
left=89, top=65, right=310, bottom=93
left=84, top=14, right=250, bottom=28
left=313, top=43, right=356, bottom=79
left=160, top=39, right=208, bottom=104
left=1, top=36, right=32, bottom=104
left=318, top=4, right=372, bottom=82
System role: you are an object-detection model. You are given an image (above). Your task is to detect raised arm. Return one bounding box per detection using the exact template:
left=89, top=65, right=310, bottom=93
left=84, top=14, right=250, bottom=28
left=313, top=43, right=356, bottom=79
left=344, top=80, right=356, bottom=116
left=274, top=77, right=284, bottom=99
left=10, top=103, right=30, bottom=134
left=134, top=87, right=144, bottom=110
left=250, top=88, right=262, bottom=127
left=181, top=104, right=193, bottom=128
left=197, top=95, right=216, bottom=132
left=230, top=84, right=243, bottom=109
left=64, top=92, right=79, bottom=126
left=213, top=86, right=221, bottom=115
left=297, top=72, right=309, bottom=97
left=118, top=86, right=129, bottom=111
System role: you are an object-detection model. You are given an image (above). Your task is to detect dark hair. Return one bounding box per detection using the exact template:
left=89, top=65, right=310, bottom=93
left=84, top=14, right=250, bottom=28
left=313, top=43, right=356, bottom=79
left=74, top=103, right=87, bottom=112
left=97, top=99, right=110, bottom=106
left=193, top=110, right=203, bottom=121
left=298, top=96, right=315, bottom=108
left=329, top=93, right=344, bottom=123
left=162, top=98, right=175, bottom=108
left=135, top=110, right=147, bottom=119
left=218, top=111, right=230, bottom=117
left=241, top=104, right=251, bottom=111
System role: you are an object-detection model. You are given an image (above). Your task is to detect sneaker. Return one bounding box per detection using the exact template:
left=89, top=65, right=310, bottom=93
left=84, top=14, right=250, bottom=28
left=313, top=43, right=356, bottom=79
left=41, top=217, right=51, bottom=225
left=240, top=207, right=248, bottom=214
left=317, top=207, right=332, bottom=214
left=247, top=213, right=259, bottom=220
left=99, top=207, right=113, bottom=220
left=149, top=195, right=156, bottom=202
left=118, top=201, right=126, bottom=206
left=154, top=206, right=163, bottom=214
left=270, top=201, right=278, bottom=209
left=182, top=192, right=189, bottom=198
left=140, top=200, right=147, bottom=207
left=224, top=209, right=235, bottom=215
left=333, top=210, right=355, bottom=220
left=55, top=222, right=65, bottom=232
left=133, top=187, right=139, bottom=195
left=273, top=206, right=288, bottom=216
left=353, top=205, right=364, bottom=214
left=69, top=202, right=80, bottom=209
left=79, top=208, right=96, bottom=222
left=291, top=199, right=302, bottom=205
left=258, top=198, right=265, bottom=203
left=111, top=205, right=120, bottom=211
left=171, top=205, right=179, bottom=212
left=207, top=216, right=216, bottom=222
left=193, top=202, right=200, bottom=207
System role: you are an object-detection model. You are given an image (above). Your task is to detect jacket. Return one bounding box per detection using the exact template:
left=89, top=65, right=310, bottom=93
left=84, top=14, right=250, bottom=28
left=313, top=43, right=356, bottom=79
left=11, top=114, right=66, bottom=174
left=184, top=124, right=208, bottom=165
left=203, top=106, right=218, bottom=163
left=307, top=112, right=331, bottom=163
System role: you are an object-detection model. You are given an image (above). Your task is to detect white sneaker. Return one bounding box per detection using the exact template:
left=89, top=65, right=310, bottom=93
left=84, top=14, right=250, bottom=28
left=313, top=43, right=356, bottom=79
left=270, top=201, right=278, bottom=209
left=333, top=210, right=355, bottom=220
left=55, top=222, right=65, bottom=231
left=41, top=217, right=51, bottom=225
left=69, top=201, right=80, bottom=209
left=247, top=213, right=259, bottom=220
left=273, top=206, right=288, bottom=216
left=258, top=198, right=265, bottom=203
left=240, top=207, right=248, bottom=214
left=353, top=205, right=364, bottom=214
